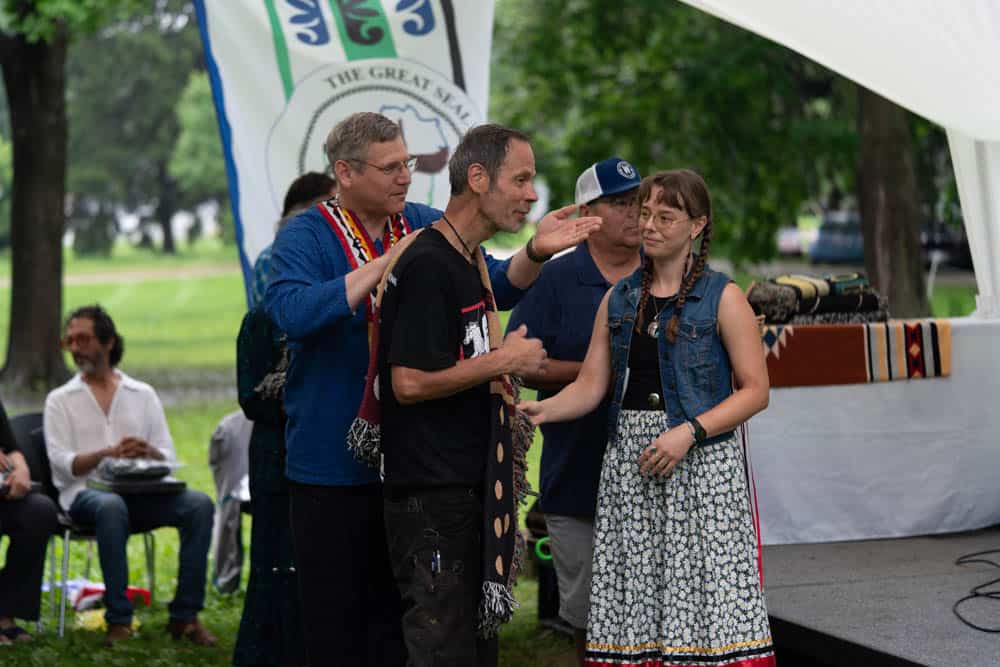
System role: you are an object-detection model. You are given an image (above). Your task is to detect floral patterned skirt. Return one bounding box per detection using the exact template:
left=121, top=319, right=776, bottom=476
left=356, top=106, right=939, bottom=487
left=585, top=410, right=775, bottom=667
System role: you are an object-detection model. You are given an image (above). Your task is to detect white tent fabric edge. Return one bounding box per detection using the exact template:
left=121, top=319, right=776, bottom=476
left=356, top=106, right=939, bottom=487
left=948, top=131, right=1000, bottom=317
left=679, top=0, right=1000, bottom=316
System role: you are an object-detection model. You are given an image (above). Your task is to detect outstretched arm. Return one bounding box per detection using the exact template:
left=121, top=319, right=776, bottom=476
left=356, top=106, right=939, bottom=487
left=519, top=290, right=613, bottom=424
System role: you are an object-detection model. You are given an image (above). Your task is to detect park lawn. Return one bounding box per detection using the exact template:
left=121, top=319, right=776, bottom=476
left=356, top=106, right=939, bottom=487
left=0, top=238, right=241, bottom=278
left=0, top=272, right=247, bottom=391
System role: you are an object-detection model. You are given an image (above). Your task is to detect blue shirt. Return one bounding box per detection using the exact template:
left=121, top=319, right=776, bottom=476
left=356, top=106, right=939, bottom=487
left=250, top=244, right=272, bottom=309
left=507, top=243, right=611, bottom=518
left=264, top=201, right=525, bottom=486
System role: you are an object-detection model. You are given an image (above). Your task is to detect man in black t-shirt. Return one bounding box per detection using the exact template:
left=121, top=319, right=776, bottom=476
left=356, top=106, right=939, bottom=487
left=379, top=125, right=600, bottom=667
left=380, top=230, right=495, bottom=491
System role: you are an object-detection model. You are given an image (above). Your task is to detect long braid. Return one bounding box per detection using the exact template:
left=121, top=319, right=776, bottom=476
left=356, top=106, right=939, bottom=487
left=634, top=256, right=654, bottom=334
left=665, top=221, right=713, bottom=343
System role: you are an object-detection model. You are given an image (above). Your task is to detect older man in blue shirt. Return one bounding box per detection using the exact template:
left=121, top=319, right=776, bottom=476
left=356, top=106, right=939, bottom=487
left=507, top=157, right=643, bottom=666
left=264, top=112, right=600, bottom=667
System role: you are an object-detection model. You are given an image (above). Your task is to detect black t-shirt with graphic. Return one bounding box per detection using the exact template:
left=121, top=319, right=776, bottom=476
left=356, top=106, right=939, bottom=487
left=379, top=228, right=492, bottom=490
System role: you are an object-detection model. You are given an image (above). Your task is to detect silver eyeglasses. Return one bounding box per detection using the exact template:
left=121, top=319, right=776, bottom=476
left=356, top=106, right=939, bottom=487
left=350, top=156, right=418, bottom=176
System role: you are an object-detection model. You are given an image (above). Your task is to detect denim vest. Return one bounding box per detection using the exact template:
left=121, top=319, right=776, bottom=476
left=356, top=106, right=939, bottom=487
left=606, top=265, right=734, bottom=445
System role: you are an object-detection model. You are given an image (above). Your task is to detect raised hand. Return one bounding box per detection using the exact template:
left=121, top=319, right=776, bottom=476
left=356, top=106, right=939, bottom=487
left=530, top=204, right=603, bottom=257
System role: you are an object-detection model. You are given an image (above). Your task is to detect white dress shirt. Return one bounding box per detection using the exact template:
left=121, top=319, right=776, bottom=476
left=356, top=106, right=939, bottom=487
left=43, top=370, right=176, bottom=510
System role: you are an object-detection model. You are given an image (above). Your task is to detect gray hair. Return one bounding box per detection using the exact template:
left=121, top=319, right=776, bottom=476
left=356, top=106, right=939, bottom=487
left=449, top=124, right=530, bottom=195
left=324, top=112, right=402, bottom=169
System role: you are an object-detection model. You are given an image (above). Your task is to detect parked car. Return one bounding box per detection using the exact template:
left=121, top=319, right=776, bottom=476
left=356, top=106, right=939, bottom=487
left=921, top=220, right=973, bottom=269
left=808, top=210, right=973, bottom=269
left=808, top=210, right=864, bottom=264
left=776, top=225, right=818, bottom=257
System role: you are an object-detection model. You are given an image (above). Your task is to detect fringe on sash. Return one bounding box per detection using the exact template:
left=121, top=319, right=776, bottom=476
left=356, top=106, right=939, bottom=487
left=346, top=417, right=381, bottom=468
left=477, top=580, right=519, bottom=638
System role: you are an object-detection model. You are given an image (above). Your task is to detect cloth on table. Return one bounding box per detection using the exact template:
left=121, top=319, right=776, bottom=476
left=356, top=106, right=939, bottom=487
left=762, top=319, right=952, bottom=387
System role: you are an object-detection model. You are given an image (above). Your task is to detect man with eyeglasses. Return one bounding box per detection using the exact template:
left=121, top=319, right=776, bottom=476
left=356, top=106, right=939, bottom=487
left=506, top=157, right=643, bottom=666
left=264, top=112, right=600, bottom=666
left=43, top=305, right=217, bottom=648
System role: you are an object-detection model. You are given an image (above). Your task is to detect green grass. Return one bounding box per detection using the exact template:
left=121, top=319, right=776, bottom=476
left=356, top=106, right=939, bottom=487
left=0, top=238, right=240, bottom=278
left=0, top=274, right=246, bottom=383
left=929, top=283, right=977, bottom=318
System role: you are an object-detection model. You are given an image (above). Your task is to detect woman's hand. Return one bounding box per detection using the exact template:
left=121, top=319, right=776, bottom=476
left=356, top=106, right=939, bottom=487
left=637, top=424, right=694, bottom=477
left=518, top=400, right=547, bottom=426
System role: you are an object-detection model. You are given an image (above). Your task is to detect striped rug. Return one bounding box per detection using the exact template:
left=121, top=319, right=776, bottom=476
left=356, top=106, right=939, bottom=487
left=761, top=320, right=951, bottom=387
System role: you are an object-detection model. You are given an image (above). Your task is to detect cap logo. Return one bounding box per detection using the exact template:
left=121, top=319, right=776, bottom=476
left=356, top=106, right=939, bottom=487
left=617, top=161, right=636, bottom=179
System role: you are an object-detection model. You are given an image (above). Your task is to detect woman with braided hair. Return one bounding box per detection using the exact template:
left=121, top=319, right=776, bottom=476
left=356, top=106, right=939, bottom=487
left=520, top=169, right=774, bottom=667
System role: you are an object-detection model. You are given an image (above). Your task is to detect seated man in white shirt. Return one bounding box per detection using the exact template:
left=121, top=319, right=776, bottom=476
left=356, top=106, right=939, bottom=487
left=43, top=305, right=217, bottom=648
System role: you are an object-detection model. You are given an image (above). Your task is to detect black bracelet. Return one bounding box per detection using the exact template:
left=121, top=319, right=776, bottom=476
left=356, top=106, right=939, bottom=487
left=525, top=237, right=552, bottom=263
left=689, top=417, right=707, bottom=443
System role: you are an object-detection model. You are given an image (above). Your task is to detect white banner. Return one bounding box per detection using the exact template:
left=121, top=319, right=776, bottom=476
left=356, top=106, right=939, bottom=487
left=194, top=1, right=494, bottom=298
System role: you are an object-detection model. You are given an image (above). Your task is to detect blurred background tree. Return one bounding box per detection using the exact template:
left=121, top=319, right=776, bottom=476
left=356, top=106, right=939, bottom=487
left=67, top=0, right=202, bottom=256
left=491, top=0, right=954, bottom=315
left=169, top=70, right=231, bottom=243
left=0, top=0, right=142, bottom=388
left=491, top=0, right=858, bottom=263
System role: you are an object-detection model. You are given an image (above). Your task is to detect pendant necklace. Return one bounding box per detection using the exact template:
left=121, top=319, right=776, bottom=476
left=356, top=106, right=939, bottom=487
left=647, top=295, right=670, bottom=337
left=647, top=255, right=691, bottom=337
left=441, top=214, right=475, bottom=260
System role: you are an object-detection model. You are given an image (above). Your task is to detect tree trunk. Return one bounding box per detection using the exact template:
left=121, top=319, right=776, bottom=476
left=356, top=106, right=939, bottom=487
left=0, top=29, right=71, bottom=389
left=858, top=86, right=929, bottom=318
left=156, top=163, right=177, bottom=254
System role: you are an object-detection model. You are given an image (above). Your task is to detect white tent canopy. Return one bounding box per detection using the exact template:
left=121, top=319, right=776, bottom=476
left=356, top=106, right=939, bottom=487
left=680, top=0, right=1000, bottom=316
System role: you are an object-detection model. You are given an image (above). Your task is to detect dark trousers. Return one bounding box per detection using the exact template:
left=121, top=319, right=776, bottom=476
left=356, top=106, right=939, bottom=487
left=69, top=488, right=214, bottom=625
left=384, top=487, right=498, bottom=667
left=234, top=430, right=305, bottom=667
left=288, top=480, right=405, bottom=667
left=0, top=492, right=59, bottom=621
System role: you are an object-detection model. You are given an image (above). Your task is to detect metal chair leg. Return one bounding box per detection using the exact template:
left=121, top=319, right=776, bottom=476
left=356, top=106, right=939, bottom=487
left=48, top=538, right=56, bottom=625
left=83, top=541, right=93, bottom=582
left=59, top=530, right=71, bottom=638
left=38, top=537, right=56, bottom=635
left=143, top=532, right=155, bottom=606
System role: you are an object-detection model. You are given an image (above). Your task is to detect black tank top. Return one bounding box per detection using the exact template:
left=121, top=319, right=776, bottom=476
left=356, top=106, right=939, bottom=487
left=622, top=295, right=673, bottom=410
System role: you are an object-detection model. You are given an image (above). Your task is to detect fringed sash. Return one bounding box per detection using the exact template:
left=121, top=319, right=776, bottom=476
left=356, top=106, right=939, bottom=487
left=347, top=228, right=530, bottom=637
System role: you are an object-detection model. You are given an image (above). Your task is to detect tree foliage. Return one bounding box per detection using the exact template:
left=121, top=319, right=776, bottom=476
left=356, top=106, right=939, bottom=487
left=169, top=70, right=226, bottom=205
left=0, top=0, right=141, bottom=388
left=491, top=0, right=859, bottom=262
left=66, top=0, right=202, bottom=254
left=0, top=0, right=139, bottom=41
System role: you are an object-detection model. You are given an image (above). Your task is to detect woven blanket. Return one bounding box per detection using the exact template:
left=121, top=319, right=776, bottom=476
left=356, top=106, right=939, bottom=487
left=748, top=273, right=888, bottom=324
left=762, top=319, right=951, bottom=388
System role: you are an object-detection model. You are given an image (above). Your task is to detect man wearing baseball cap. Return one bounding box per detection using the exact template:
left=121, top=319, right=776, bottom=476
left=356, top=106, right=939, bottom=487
left=507, top=157, right=642, bottom=665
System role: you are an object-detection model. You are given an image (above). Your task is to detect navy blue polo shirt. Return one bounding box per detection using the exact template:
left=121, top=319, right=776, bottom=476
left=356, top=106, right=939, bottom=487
left=507, top=243, right=611, bottom=518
